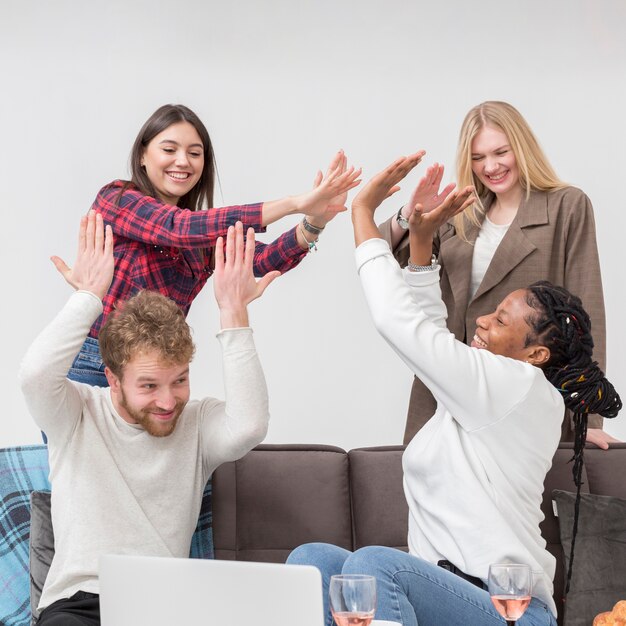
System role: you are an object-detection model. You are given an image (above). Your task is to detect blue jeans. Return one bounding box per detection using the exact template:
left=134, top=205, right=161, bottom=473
left=42, top=337, right=109, bottom=443
left=67, top=337, right=109, bottom=387
left=287, top=544, right=557, bottom=626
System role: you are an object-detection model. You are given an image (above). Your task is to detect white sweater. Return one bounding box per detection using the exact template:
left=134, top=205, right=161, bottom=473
left=19, top=291, right=270, bottom=611
left=356, top=238, right=562, bottom=617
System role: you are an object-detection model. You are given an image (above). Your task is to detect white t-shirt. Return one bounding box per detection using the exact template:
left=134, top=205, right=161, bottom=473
left=19, top=291, right=270, bottom=610
left=470, top=215, right=511, bottom=298
left=356, top=238, right=561, bottom=617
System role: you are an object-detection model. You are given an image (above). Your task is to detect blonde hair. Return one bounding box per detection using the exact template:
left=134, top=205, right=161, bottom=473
left=99, top=290, right=195, bottom=377
left=454, top=101, right=567, bottom=241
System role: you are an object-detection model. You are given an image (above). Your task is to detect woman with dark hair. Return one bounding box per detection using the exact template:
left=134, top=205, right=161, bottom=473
left=288, top=155, right=621, bottom=626
left=379, top=101, right=611, bottom=447
left=55, top=104, right=361, bottom=387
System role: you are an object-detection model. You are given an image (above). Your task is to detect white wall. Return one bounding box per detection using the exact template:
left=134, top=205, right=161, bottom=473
left=2, top=0, right=625, bottom=449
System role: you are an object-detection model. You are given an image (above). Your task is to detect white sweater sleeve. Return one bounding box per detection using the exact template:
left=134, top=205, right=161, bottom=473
left=198, top=327, right=269, bottom=469
left=356, top=238, right=536, bottom=431
left=19, top=291, right=103, bottom=442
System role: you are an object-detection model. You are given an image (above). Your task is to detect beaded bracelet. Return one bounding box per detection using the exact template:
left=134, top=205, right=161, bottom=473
left=299, top=224, right=318, bottom=252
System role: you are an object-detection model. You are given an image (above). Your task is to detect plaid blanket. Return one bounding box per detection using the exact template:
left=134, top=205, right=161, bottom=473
left=0, top=445, right=214, bottom=626
left=0, top=446, right=50, bottom=626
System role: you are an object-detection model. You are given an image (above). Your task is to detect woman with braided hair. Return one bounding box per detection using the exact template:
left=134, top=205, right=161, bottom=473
left=288, top=156, right=621, bottom=626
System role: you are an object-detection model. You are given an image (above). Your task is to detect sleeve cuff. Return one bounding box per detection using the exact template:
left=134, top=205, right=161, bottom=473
left=239, top=203, right=266, bottom=233
left=402, top=265, right=441, bottom=287
left=355, top=238, right=393, bottom=273
left=216, top=327, right=256, bottom=352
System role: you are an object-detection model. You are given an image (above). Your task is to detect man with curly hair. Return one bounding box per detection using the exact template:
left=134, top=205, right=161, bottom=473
left=20, top=211, right=279, bottom=625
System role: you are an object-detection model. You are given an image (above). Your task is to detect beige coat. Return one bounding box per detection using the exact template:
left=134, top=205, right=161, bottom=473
left=380, top=186, right=606, bottom=443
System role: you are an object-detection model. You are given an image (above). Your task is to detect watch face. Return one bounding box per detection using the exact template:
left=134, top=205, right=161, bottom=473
left=396, top=208, right=410, bottom=230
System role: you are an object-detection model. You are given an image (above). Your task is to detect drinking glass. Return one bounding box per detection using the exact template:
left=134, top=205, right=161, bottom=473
left=329, top=574, right=377, bottom=626
left=488, top=563, right=532, bottom=626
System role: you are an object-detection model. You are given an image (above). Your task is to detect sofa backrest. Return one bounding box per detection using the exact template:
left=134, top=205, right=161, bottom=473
left=212, top=442, right=626, bottom=625
left=212, top=444, right=353, bottom=562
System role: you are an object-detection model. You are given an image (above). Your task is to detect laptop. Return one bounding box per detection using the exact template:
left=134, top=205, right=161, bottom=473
left=99, top=554, right=324, bottom=626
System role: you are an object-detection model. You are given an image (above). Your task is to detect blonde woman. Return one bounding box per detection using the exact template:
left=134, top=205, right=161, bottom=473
left=381, top=101, right=614, bottom=446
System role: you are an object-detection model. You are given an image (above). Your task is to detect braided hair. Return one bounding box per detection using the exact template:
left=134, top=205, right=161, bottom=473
left=525, top=281, right=622, bottom=593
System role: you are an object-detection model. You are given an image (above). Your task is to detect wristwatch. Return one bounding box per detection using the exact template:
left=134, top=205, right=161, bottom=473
left=395, top=206, right=409, bottom=230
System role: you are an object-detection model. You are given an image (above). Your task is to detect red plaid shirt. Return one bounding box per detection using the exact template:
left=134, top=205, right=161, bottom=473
left=88, top=180, right=306, bottom=337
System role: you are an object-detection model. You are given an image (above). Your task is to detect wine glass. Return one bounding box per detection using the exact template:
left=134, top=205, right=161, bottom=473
left=488, top=563, right=532, bottom=626
left=329, top=574, right=377, bottom=626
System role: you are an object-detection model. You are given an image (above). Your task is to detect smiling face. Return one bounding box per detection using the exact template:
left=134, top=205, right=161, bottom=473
left=471, top=125, right=522, bottom=201
left=140, top=121, right=204, bottom=205
left=106, top=349, right=191, bottom=438
left=471, top=289, right=550, bottom=365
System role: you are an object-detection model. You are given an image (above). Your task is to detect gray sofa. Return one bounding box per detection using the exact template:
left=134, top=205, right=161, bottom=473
left=212, top=442, right=626, bottom=625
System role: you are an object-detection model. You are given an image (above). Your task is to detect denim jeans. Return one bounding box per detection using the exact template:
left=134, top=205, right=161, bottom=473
left=287, top=544, right=557, bottom=626
left=67, top=336, right=109, bottom=387
left=42, top=337, right=109, bottom=444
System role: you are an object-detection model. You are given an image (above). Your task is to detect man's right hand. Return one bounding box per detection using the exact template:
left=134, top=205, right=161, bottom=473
left=213, top=222, right=280, bottom=329
left=50, top=210, right=114, bottom=301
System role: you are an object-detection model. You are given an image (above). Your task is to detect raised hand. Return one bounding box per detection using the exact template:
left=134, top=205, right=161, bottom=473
left=407, top=163, right=456, bottom=214
left=351, top=152, right=425, bottom=217
left=294, top=150, right=362, bottom=219
left=408, top=186, right=474, bottom=265
left=213, top=221, right=280, bottom=328
left=50, top=210, right=114, bottom=300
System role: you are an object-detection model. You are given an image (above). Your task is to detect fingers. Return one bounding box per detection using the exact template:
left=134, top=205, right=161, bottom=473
left=256, top=270, right=281, bottom=296
left=234, top=221, right=244, bottom=270
left=244, top=226, right=256, bottom=268
left=224, top=223, right=235, bottom=266
left=439, top=182, right=456, bottom=199
left=337, top=166, right=362, bottom=191
left=221, top=222, right=252, bottom=269
left=214, top=236, right=224, bottom=273
left=325, top=204, right=349, bottom=215
left=313, top=170, right=323, bottom=188
left=385, top=185, right=402, bottom=199
left=94, top=212, right=104, bottom=253
left=85, top=210, right=96, bottom=253
left=78, top=214, right=88, bottom=254
left=50, top=255, right=70, bottom=278
left=408, top=203, right=424, bottom=226
left=432, top=163, right=444, bottom=189
left=325, top=150, right=345, bottom=178
left=104, top=224, right=115, bottom=256
left=380, top=154, right=421, bottom=189
left=440, top=187, right=474, bottom=218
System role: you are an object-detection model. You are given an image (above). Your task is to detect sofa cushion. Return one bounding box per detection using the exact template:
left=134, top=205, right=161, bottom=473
left=212, top=444, right=352, bottom=562
left=29, top=491, right=53, bottom=621
left=0, top=445, right=50, bottom=626
left=553, top=489, right=626, bottom=626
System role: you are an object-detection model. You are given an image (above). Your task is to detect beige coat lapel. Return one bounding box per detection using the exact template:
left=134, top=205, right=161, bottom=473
left=473, top=190, right=549, bottom=300
left=440, top=220, right=479, bottom=317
